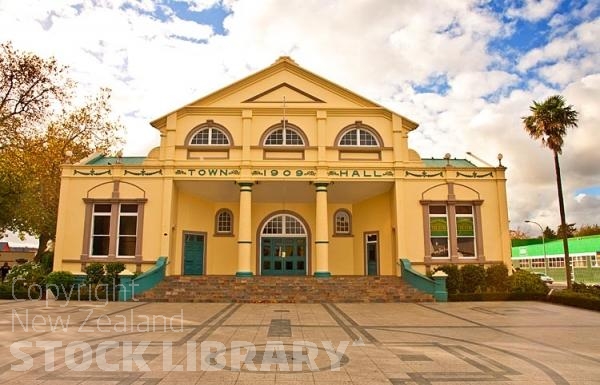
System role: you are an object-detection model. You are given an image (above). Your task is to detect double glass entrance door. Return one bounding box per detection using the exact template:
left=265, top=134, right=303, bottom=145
left=261, top=237, right=306, bottom=276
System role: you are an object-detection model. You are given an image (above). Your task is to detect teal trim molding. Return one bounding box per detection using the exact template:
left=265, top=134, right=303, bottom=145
left=119, top=256, right=167, bottom=301
left=399, top=259, right=447, bottom=302
left=314, top=271, right=331, bottom=278
left=236, top=271, right=253, bottom=277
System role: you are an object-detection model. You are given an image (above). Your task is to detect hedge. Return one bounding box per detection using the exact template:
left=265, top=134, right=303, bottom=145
left=546, top=290, right=600, bottom=311
left=449, top=292, right=547, bottom=302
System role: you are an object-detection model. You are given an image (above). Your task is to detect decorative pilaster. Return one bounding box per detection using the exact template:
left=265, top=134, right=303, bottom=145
left=314, top=182, right=331, bottom=277
left=236, top=182, right=253, bottom=277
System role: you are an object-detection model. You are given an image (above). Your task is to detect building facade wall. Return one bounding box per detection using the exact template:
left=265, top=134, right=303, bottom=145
left=54, top=57, right=511, bottom=277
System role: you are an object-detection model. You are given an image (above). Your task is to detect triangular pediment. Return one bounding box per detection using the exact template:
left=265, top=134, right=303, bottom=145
left=243, top=82, right=324, bottom=103
left=151, top=57, right=419, bottom=131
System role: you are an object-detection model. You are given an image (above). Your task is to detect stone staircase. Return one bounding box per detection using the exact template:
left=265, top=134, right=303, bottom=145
left=137, top=275, right=434, bottom=303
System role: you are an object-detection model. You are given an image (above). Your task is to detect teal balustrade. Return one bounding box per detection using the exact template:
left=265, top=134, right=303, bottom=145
left=399, top=259, right=447, bottom=302
left=118, top=257, right=167, bottom=301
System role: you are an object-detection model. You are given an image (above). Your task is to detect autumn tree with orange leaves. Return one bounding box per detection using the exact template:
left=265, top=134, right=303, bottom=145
left=0, top=41, right=123, bottom=258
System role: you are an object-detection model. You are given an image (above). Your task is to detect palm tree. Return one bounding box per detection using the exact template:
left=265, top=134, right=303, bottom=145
left=523, top=95, right=578, bottom=288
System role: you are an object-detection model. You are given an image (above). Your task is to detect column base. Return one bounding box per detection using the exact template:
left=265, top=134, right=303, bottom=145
left=235, top=271, right=253, bottom=277
left=314, top=271, right=331, bottom=278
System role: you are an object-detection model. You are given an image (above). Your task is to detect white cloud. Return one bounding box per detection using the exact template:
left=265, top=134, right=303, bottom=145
left=507, top=0, right=561, bottom=22
left=0, top=0, right=598, bottom=230
left=517, top=18, right=600, bottom=72
left=448, top=71, right=518, bottom=99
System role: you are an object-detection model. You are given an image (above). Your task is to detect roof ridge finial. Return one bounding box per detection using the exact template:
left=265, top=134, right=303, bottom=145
left=275, top=56, right=297, bottom=65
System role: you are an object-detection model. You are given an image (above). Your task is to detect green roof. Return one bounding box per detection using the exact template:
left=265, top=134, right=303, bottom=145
left=422, top=158, right=477, bottom=168
left=85, top=155, right=146, bottom=165
left=512, top=235, right=600, bottom=258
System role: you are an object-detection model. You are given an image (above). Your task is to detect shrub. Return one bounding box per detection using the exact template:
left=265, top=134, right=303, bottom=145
left=46, top=271, right=75, bottom=297
left=510, top=270, right=549, bottom=295
left=460, top=264, right=486, bottom=293
left=5, top=262, right=46, bottom=288
left=0, top=283, right=32, bottom=299
left=85, top=263, right=105, bottom=285
left=104, top=262, right=125, bottom=284
left=571, top=282, right=600, bottom=298
left=485, top=264, right=509, bottom=292
left=547, top=290, right=600, bottom=311
left=433, top=265, right=461, bottom=294
left=39, top=251, right=54, bottom=273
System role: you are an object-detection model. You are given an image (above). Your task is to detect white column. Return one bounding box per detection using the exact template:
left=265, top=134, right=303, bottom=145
left=236, top=182, right=253, bottom=277
left=314, top=182, right=331, bottom=277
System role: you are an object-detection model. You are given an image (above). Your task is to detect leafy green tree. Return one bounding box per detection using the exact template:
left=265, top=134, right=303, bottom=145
left=0, top=42, right=71, bottom=148
left=523, top=95, right=578, bottom=288
left=557, top=223, right=576, bottom=239
left=575, top=224, right=600, bottom=237
left=543, top=226, right=557, bottom=240
left=0, top=41, right=123, bottom=257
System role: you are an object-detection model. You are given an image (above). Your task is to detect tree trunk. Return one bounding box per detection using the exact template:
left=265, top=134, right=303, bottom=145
left=554, top=151, right=572, bottom=288
left=35, top=233, right=50, bottom=262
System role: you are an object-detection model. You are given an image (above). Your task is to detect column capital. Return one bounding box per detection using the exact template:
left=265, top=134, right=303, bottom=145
left=314, top=182, right=329, bottom=191
left=237, top=182, right=254, bottom=191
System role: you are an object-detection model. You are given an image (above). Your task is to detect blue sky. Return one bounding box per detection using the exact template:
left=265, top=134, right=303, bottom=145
left=0, top=0, right=599, bottom=233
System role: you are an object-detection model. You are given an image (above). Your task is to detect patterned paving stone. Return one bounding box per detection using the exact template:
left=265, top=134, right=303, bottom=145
left=0, top=300, right=598, bottom=384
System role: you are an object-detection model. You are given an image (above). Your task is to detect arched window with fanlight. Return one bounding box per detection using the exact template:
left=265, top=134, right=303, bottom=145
left=333, top=209, right=352, bottom=236
left=190, top=127, right=230, bottom=145
left=337, top=122, right=381, bottom=147
left=262, top=121, right=307, bottom=147
left=215, top=209, right=234, bottom=236
left=187, top=121, right=232, bottom=146
left=185, top=121, right=233, bottom=160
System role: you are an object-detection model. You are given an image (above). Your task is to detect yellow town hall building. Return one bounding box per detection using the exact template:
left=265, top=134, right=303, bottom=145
left=53, top=57, right=511, bottom=279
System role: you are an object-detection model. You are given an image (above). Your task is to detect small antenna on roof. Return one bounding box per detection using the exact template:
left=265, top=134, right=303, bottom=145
left=282, top=96, right=286, bottom=129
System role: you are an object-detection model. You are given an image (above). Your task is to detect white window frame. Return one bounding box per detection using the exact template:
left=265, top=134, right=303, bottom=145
left=334, top=210, right=351, bottom=235
left=572, top=255, right=588, bottom=268
left=116, top=204, right=138, bottom=258
left=339, top=127, right=379, bottom=147
left=548, top=257, right=565, bottom=268
left=264, top=126, right=305, bottom=146
left=90, top=204, right=111, bottom=258
left=261, top=214, right=306, bottom=236
left=215, top=209, right=233, bottom=235
left=190, top=127, right=230, bottom=145
left=455, top=205, right=477, bottom=259
left=429, top=205, right=450, bottom=259
left=531, top=258, right=545, bottom=268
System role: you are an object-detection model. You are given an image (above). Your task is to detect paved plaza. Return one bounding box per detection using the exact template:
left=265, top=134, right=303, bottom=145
left=0, top=299, right=599, bottom=384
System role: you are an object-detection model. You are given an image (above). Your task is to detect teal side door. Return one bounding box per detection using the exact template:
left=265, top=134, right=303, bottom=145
left=183, top=233, right=204, bottom=275
left=365, top=233, right=378, bottom=276
left=261, top=237, right=306, bottom=276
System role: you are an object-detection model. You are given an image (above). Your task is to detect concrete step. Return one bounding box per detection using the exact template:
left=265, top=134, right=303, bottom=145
left=138, top=275, right=434, bottom=303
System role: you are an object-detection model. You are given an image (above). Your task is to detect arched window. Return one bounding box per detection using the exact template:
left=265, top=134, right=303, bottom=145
left=262, top=214, right=306, bottom=235
left=189, top=124, right=231, bottom=146
left=215, top=209, right=233, bottom=235
left=338, top=123, right=380, bottom=147
left=263, top=122, right=306, bottom=146
left=334, top=209, right=352, bottom=235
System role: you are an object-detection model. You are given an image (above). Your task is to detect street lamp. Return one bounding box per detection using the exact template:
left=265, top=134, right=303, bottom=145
left=525, top=220, right=547, bottom=276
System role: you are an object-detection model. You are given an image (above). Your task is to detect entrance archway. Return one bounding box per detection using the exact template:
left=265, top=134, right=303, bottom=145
left=259, top=212, right=308, bottom=276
